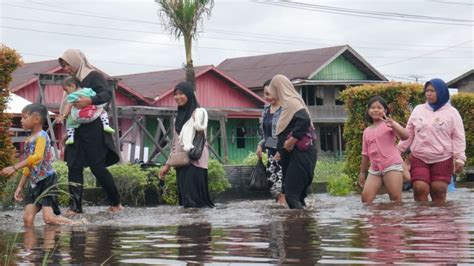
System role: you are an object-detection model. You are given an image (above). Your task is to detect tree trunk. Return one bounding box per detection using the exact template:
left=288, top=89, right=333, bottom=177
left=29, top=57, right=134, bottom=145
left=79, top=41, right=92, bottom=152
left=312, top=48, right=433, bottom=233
left=184, top=35, right=196, bottom=90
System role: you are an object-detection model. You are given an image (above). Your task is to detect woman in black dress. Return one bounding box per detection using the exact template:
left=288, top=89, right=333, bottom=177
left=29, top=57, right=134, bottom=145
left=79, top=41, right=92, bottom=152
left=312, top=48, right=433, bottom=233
left=268, top=75, right=317, bottom=209
left=159, top=82, right=214, bottom=208
left=59, top=49, right=122, bottom=214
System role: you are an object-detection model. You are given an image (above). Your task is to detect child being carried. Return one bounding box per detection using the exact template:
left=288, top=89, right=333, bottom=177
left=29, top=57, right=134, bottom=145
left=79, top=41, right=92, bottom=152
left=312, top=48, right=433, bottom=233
left=57, top=77, right=114, bottom=145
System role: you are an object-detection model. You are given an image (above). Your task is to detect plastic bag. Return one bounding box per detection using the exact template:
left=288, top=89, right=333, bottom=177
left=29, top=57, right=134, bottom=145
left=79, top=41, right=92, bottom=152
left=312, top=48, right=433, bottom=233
left=249, top=159, right=269, bottom=191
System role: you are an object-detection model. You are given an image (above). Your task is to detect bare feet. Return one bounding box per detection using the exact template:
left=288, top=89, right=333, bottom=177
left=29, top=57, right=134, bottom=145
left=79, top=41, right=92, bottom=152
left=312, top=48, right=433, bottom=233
left=107, top=204, right=124, bottom=213
left=277, top=193, right=287, bottom=206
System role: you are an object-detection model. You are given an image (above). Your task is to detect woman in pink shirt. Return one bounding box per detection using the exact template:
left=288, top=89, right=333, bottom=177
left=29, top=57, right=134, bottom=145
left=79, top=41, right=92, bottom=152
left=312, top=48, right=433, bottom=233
left=359, top=96, right=409, bottom=203
left=398, top=78, right=466, bottom=203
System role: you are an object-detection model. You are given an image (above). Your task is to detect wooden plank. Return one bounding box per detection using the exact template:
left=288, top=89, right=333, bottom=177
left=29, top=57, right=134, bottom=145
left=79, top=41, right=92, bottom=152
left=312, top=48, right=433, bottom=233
left=110, top=81, right=122, bottom=161
left=129, top=117, right=139, bottom=162
left=219, top=117, right=229, bottom=164
left=139, top=117, right=146, bottom=161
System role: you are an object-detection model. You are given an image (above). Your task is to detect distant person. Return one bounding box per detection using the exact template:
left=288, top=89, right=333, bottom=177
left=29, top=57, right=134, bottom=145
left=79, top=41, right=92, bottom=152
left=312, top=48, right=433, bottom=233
left=56, top=77, right=115, bottom=145
left=268, top=75, right=316, bottom=209
left=359, top=96, right=409, bottom=203
left=398, top=78, right=466, bottom=203
left=256, top=79, right=285, bottom=205
left=0, top=104, right=75, bottom=227
left=59, top=49, right=122, bottom=215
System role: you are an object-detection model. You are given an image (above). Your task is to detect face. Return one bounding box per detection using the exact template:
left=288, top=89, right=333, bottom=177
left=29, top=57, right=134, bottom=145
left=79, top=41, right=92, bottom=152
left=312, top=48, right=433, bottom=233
left=59, top=60, right=76, bottom=76
left=425, top=84, right=438, bottom=104
left=263, top=86, right=278, bottom=105
left=368, top=101, right=386, bottom=122
left=21, top=112, right=36, bottom=130
left=63, top=83, right=77, bottom=94
left=174, top=90, right=189, bottom=107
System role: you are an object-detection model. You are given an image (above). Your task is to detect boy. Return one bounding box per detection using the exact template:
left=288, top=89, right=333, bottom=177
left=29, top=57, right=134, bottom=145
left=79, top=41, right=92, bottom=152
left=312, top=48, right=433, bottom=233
left=56, top=77, right=114, bottom=145
left=0, top=104, right=74, bottom=227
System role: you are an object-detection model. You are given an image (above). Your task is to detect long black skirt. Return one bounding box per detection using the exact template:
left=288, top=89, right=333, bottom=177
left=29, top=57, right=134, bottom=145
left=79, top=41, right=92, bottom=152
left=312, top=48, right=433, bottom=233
left=280, top=146, right=317, bottom=209
left=176, top=164, right=215, bottom=208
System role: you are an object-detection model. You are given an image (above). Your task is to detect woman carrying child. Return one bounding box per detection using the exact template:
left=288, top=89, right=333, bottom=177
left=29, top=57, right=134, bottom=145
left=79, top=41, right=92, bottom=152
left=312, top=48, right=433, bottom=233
left=58, top=49, right=122, bottom=215
left=359, top=96, right=409, bottom=203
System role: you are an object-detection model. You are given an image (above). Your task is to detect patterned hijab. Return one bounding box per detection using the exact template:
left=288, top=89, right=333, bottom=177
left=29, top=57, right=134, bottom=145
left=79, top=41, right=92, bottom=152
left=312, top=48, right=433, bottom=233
left=174, top=82, right=199, bottom=134
left=268, top=75, right=311, bottom=135
left=59, top=49, right=94, bottom=82
left=425, top=78, right=450, bottom=112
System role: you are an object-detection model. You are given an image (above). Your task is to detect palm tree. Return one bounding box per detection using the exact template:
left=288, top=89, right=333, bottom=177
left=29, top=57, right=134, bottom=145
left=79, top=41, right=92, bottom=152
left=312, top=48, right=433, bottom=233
left=156, top=0, right=214, bottom=89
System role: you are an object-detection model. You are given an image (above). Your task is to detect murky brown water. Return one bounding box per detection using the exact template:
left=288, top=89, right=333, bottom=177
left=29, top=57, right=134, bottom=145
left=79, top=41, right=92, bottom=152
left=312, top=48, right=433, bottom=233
left=1, top=189, right=473, bottom=264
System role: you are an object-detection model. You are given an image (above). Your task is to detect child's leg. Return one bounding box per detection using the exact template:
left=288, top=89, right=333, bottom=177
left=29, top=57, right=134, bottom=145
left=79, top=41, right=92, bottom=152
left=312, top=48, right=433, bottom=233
left=66, top=127, right=75, bottom=145
left=23, top=204, right=40, bottom=227
left=42, top=206, right=75, bottom=225
left=361, top=174, right=383, bottom=203
left=382, top=171, right=404, bottom=202
left=100, top=111, right=115, bottom=133
left=430, top=181, right=448, bottom=203
left=413, top=181, right=430, bottom=201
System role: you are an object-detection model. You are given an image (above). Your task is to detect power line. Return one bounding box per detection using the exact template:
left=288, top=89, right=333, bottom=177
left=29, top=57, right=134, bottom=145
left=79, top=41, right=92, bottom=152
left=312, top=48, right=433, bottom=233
left=376, top=40, right=473, bottom=67
left=5, top=2, right=473, bottom=50
left=253, top=0, right=474, bottom=26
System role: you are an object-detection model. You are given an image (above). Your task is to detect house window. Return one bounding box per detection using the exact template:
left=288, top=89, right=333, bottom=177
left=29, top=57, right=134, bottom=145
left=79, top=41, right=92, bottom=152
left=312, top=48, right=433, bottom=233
left=236, top=127, right=246, bottom=148
left=300, top=85, right=320, bottom=106
left=335, top=87, right=344, bottom=105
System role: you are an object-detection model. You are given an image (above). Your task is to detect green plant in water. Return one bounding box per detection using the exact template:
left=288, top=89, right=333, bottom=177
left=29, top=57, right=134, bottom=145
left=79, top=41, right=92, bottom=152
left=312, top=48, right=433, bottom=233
left=2, top=232, right=19, bottom=266
left=327, top=174, right=353, bottom=196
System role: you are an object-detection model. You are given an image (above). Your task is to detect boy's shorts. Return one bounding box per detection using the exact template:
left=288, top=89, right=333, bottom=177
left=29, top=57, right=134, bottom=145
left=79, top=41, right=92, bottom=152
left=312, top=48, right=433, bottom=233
left=368, top=163, right=404, bottom=176
left=26, top=173, right=61, bottom=215
left=410, top=156, right=453, bottom=184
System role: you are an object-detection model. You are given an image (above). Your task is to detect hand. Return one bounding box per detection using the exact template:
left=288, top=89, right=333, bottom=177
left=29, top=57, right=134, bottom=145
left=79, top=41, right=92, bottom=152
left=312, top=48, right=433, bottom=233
left=1, top=166, right=17, bottom=177
left=454, top=161, right=464, bottom=174
left=256, top=145, right=263, bottom=159
left=284, top=136, right=297, bottom=152
left=159, top=164, right=170, bottom=180
left=14, top=187, right=24, bottom=202
left=382, top=114, right=397, bottom=128
left=73, top=97, right=92, bottom=109
left=54, top=116, right=64, bottom=124
left=358, top=172, right=366, bottom=188
left=274, top=152, right=281, bottom=162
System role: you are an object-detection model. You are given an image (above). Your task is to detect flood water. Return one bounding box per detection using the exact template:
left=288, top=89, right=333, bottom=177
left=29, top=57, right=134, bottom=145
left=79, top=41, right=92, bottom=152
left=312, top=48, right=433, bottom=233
left=1, top=189, right=473, bottom=264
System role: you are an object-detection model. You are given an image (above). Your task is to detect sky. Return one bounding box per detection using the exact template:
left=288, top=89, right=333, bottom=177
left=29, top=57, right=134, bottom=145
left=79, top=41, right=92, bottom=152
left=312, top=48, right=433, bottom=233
left=1, top=0, right=473, bottom=83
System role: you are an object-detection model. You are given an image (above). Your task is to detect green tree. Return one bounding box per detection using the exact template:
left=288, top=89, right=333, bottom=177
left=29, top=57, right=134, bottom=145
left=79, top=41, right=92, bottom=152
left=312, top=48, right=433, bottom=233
left=156, top=0, right=214, bottom=89
left=0, top=45, right=22, bottom=190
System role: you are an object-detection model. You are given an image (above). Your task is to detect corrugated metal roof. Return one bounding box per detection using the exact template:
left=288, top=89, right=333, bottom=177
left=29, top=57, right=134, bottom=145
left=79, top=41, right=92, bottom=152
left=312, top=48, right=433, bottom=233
left=9, top=60, right=60, bottom=91
left=217, top=45, right=387, bottom=88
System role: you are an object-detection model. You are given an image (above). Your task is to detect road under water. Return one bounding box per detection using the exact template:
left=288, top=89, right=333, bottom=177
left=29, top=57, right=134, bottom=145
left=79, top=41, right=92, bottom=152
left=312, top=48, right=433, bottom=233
left=1, top=189, right=473, bottom=264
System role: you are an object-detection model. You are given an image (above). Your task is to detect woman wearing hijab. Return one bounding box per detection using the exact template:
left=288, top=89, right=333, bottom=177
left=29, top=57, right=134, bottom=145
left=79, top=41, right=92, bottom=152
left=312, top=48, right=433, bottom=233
left=268, top=75, right=317, bottom=209
left=159, top=82, right=214, bottom=208
left=398, top=78, right=466, bottom=203
left=58, top=49, right=122, bottom=215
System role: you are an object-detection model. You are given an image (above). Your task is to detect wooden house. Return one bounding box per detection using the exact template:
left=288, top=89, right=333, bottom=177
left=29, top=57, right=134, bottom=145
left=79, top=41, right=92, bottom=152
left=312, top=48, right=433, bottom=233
left=447, top=69, right=474, bottom=93
left=218, top=45, right=388, bottom=157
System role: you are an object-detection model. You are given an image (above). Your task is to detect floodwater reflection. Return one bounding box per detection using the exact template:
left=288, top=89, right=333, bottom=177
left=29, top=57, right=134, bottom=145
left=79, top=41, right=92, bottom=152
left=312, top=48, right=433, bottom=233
left=1, top=189, right=473, bottom=264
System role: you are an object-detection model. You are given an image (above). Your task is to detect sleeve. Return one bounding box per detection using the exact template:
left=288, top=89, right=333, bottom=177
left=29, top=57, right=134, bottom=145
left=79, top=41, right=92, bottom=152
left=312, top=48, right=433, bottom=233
left=290, top=109, right=311, bottom=139
left=22, top=167, right=30, bottom=177
left=452, top=109, right=466, bottom=164
left=26, top=136, right=46, bottom=167
left=257, top=109, right=266, bottom=146
left=397, top=113, right=415, bottom=153
left=82, top=72, right=112, bottom=105
left=361, top=130, right=368, bottom=156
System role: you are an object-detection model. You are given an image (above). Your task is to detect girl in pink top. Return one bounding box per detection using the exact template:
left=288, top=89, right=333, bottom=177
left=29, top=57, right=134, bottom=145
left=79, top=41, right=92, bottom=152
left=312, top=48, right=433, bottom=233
left=397, top=78, right=466, bottom=203
left=359, top=96, right=409, bottom=203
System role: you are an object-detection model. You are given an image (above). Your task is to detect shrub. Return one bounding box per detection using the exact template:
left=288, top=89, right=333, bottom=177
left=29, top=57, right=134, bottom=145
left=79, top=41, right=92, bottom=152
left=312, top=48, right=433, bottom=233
left=0, top=45, right=22, bottom=191
left=313, top=157, right=345, bottom=183
left=241, top=152, right=268, bottom=166
left=451, top=93, right=474, bottom=168
left=340, top=82, right=425, bottom=187
left=327, top=174, right=353, bottom=196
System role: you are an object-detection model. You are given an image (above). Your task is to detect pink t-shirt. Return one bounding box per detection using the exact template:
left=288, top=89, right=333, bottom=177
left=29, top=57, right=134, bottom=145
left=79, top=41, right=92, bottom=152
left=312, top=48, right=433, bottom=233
left=362, top=122, right=403, bottom=171
left=397, top=103, right=466, bottom=164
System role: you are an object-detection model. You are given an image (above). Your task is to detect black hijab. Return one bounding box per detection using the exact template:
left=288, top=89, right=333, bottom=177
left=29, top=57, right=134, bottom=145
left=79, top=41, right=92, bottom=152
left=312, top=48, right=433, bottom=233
left=174, top=81, right=199, bottom=134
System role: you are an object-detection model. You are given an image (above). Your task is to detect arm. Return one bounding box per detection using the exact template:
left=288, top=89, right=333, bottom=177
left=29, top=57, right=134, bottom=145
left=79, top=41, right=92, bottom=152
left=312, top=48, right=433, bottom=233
left=452, top=110, right=466, bottom=173
left=391, top=120, right=409, bottom=140
left=83, top=72, right=112, bottom=105
left=14, top=175, right=29, bottom=202
left=63, top=103, right=73, bottom=117
left=397, top=115, right=415, bottom=153
left=284, top=109, right=310, bottom=151
left=359, top=155, right=370, bottom=187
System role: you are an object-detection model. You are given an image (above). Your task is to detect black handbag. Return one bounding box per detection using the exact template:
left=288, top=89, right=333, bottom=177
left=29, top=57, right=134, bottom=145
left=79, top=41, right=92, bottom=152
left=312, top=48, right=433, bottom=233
left=249, top=159, right=269, bottom=191
left=188, top=131, right=205, bottom=161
